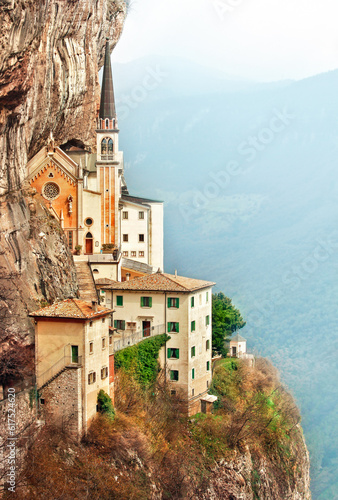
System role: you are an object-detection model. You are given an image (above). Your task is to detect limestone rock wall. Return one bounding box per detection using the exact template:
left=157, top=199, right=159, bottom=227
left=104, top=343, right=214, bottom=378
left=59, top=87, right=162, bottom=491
left=0, top=0, right=126, bottom=344
left=0, top=0, right=126, bottom=194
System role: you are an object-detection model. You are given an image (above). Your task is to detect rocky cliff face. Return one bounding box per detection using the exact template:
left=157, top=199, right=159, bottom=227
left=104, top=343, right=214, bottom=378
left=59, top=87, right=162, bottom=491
left=0, top=0, right=126, bottom=345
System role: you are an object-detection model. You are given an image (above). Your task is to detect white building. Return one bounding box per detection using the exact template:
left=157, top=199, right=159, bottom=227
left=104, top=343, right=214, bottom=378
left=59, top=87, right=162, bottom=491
left=120, top=194, right=164, bottom=272
left=97, top=272, right=215, bottom=415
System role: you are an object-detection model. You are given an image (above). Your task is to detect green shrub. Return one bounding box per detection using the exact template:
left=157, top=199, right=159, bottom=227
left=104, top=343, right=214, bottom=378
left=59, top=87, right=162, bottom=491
left=115, top=334, right=170, bottom=388
left=97, top=390, right=115, bottom=420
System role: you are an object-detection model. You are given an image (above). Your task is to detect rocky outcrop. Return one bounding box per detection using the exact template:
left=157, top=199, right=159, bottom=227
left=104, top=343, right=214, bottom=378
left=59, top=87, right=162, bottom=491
left=0, top=0, right=126, bottom=194
left=200, top=432, right=311, bottom=500
left=0, top=0, right=126, bottom=345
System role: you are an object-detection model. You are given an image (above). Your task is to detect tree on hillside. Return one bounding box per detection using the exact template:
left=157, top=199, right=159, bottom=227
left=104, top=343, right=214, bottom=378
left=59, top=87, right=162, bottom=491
left=212, top=292, right=246, bottom=356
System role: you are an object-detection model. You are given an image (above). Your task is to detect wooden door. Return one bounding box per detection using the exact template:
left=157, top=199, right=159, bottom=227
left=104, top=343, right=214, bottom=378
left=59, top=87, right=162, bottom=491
left=85, top=238, right=93, bottom=254
left=142, top=321, right=151, bottom=337
left=71, top=345, right=78, bottom=363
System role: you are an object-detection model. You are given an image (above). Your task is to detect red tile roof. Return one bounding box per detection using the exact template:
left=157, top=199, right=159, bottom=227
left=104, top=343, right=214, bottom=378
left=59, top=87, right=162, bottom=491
left=96, top=272, right=215, bottom=293
left=30, top=299, right=113, bottom=319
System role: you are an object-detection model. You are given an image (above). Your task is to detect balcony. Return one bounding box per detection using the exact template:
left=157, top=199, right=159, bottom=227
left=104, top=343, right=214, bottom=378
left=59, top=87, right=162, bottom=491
left=112, top=324, right=166, bottom=353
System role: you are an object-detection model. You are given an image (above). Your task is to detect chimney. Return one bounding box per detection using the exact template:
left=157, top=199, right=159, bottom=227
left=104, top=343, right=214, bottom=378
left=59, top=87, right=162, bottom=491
left=92, top=300, right=98, bottom=312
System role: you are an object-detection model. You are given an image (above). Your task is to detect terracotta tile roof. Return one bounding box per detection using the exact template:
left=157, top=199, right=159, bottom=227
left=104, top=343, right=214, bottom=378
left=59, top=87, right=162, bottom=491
left=95, top=278, right=116, bottom=286
left=29, top=298, right=113, bottom=319
left=96, top=272, right=215, bottom=293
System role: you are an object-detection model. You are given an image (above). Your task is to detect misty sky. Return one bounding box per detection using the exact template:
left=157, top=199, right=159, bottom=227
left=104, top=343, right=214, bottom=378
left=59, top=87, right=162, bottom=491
left=113, top=0, right=338, bottom=81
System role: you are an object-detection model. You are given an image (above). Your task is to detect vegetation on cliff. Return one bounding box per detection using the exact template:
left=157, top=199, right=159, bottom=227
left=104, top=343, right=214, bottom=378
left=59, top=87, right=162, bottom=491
left=212, top=293, right=246, bottom=356
left=10, top=358, right=310, bottom=499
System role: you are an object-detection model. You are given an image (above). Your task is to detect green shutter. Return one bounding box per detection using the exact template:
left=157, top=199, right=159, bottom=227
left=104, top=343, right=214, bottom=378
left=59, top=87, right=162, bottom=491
left=141, top=297, right=144, bottom=307
left=167, top=348, right=171, bottom=358
left=176, top=348, right=179, bottom=359
left=167, top=322, right=171, bottom=333
left=176, top=322, right=179, bottom=333
left=167, top=298, right=171, bottom=308
left=114, top=320, right=117, bottom=328
left=177, top=298, right=180, bottom=308
left=192, top=368, right=195, bottom=380
left=117, top=296, right=123, bottom=306
left=122, top=320, right=125, bottom=330
left=149, top=297, right=152, bottom=307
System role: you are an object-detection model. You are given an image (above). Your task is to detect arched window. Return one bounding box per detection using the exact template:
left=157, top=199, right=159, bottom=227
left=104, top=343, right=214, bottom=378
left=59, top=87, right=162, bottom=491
left=108, top=139, right=113, bottom=153
left=101, top=138, right=107, bottom=155
left=105, top=119, right=109, bottom=129
left=86, top=232, right=93, bottom=238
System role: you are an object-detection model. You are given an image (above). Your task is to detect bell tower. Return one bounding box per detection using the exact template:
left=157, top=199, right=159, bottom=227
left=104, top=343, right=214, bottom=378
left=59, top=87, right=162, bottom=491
left=96, top=39, right=124, bottom=247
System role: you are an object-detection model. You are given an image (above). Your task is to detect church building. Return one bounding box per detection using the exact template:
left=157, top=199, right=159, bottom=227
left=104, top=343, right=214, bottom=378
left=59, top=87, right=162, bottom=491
left=26, top=41, right=163, bottom=277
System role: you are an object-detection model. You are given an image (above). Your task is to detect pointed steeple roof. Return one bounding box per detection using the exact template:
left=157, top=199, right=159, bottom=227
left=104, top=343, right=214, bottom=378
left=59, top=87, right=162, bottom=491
left=99, top=40, right=116, bottom=120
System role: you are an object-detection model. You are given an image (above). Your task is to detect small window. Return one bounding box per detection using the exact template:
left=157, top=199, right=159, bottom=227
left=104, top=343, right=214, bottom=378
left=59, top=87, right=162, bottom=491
left=139, top=234, right=145, bottom=242
left=131, top=251, right=136, bottom=257
left=92, top=269, right=99, bottom=274
left=139, top=211, right=144, bottom=219
left=102, top=337, right=106, bottom=349
left=191, top=346, right=196, bottom=358
left=85, top=218, right=93, bottom=226
left=139, top=251, right=144, bottom=257
left=116, top=296, right=123, bottom=307
left=199, top=294, right=202, bottom=305
left=122, top=211, right=128, bottom=220
left=170, top=370, right=179, bottom=381
left=89, top=321, right=93, bottom=327
left=167, top=348, right=179, bottom=359
left=109, top=336, right=113, bottom=346
left=206, top=292, right=209, bottom=303
left=102, top=318, right=105, bottom=323
left=191, top=297, right=195, bottom=308
left=191, top=321, right=196, bottom=332
left=108, top=138, right=113, bottom=152
left=101, top=138, right=107, bottom=155
left=101, top=367, right=108, bottom=379
left=207, top=361, right=210, bottom=371
left=123, top=234, right=128, bottom=242
left=88, top=372, right=96, bottom=384
left=192, top=368, right=195, bottom=380
left=167, top=297, right=179, bottom=308
left=192, top=389, right=194, bottom=397
left=68, top=231, right=73, bottom=250
left=206, top=339, right=210, bottom=350
left=89, top=342, right=94, bottom=354
left=48, top=172, right=54, bottom=178
left=40, top=398, right=45, bottom=405
left=167, top=322, right=179, bottom=333
left=207, top=380, right=209, bottom=388
left=140, top=297, right=152, bottom=308
left=206, top=315, right=210, bottom=326
left=114, top=320, right=126, bottom=330
left=123, top=251, right=129, bottom=257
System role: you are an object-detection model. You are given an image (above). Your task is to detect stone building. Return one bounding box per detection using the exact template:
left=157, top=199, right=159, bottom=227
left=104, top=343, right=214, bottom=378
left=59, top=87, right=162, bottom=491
left=26, top=40, right=163, bottom=276
left=97, top=272, right=215, bottom=415
left=30, top=299, right=114, bottom=436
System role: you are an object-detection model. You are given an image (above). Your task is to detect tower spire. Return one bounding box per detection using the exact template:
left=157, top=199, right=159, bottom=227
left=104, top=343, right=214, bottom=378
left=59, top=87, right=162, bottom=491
left=99, top=39, right=116, bottom=120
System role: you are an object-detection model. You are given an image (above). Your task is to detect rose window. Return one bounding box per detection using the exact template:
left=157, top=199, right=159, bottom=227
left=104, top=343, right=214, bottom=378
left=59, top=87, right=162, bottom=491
left=43, top=182, right=60, bottom=200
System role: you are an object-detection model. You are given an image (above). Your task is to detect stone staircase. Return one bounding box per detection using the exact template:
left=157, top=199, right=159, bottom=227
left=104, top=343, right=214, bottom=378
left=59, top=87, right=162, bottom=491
left=75, top=261, right=98, bottom=303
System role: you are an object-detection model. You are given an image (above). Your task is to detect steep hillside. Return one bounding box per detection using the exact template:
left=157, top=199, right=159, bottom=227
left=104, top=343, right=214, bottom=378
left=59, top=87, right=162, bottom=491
left=15, top=359, right=311, bottom=500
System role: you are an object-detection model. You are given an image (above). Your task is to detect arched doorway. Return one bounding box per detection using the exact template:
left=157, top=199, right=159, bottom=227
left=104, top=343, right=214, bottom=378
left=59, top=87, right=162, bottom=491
left=85, top=232, right=93, bottom=254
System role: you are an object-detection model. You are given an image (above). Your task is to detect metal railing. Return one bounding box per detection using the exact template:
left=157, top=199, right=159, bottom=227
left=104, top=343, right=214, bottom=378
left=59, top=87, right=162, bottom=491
left=38, top=356, right=82, bottom=389
left=113, top=324, right=166, bottom=353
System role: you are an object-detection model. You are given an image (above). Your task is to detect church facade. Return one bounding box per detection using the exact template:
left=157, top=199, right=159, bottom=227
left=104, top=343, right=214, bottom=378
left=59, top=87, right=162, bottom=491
left=26, top=41, right=163, bottom=275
